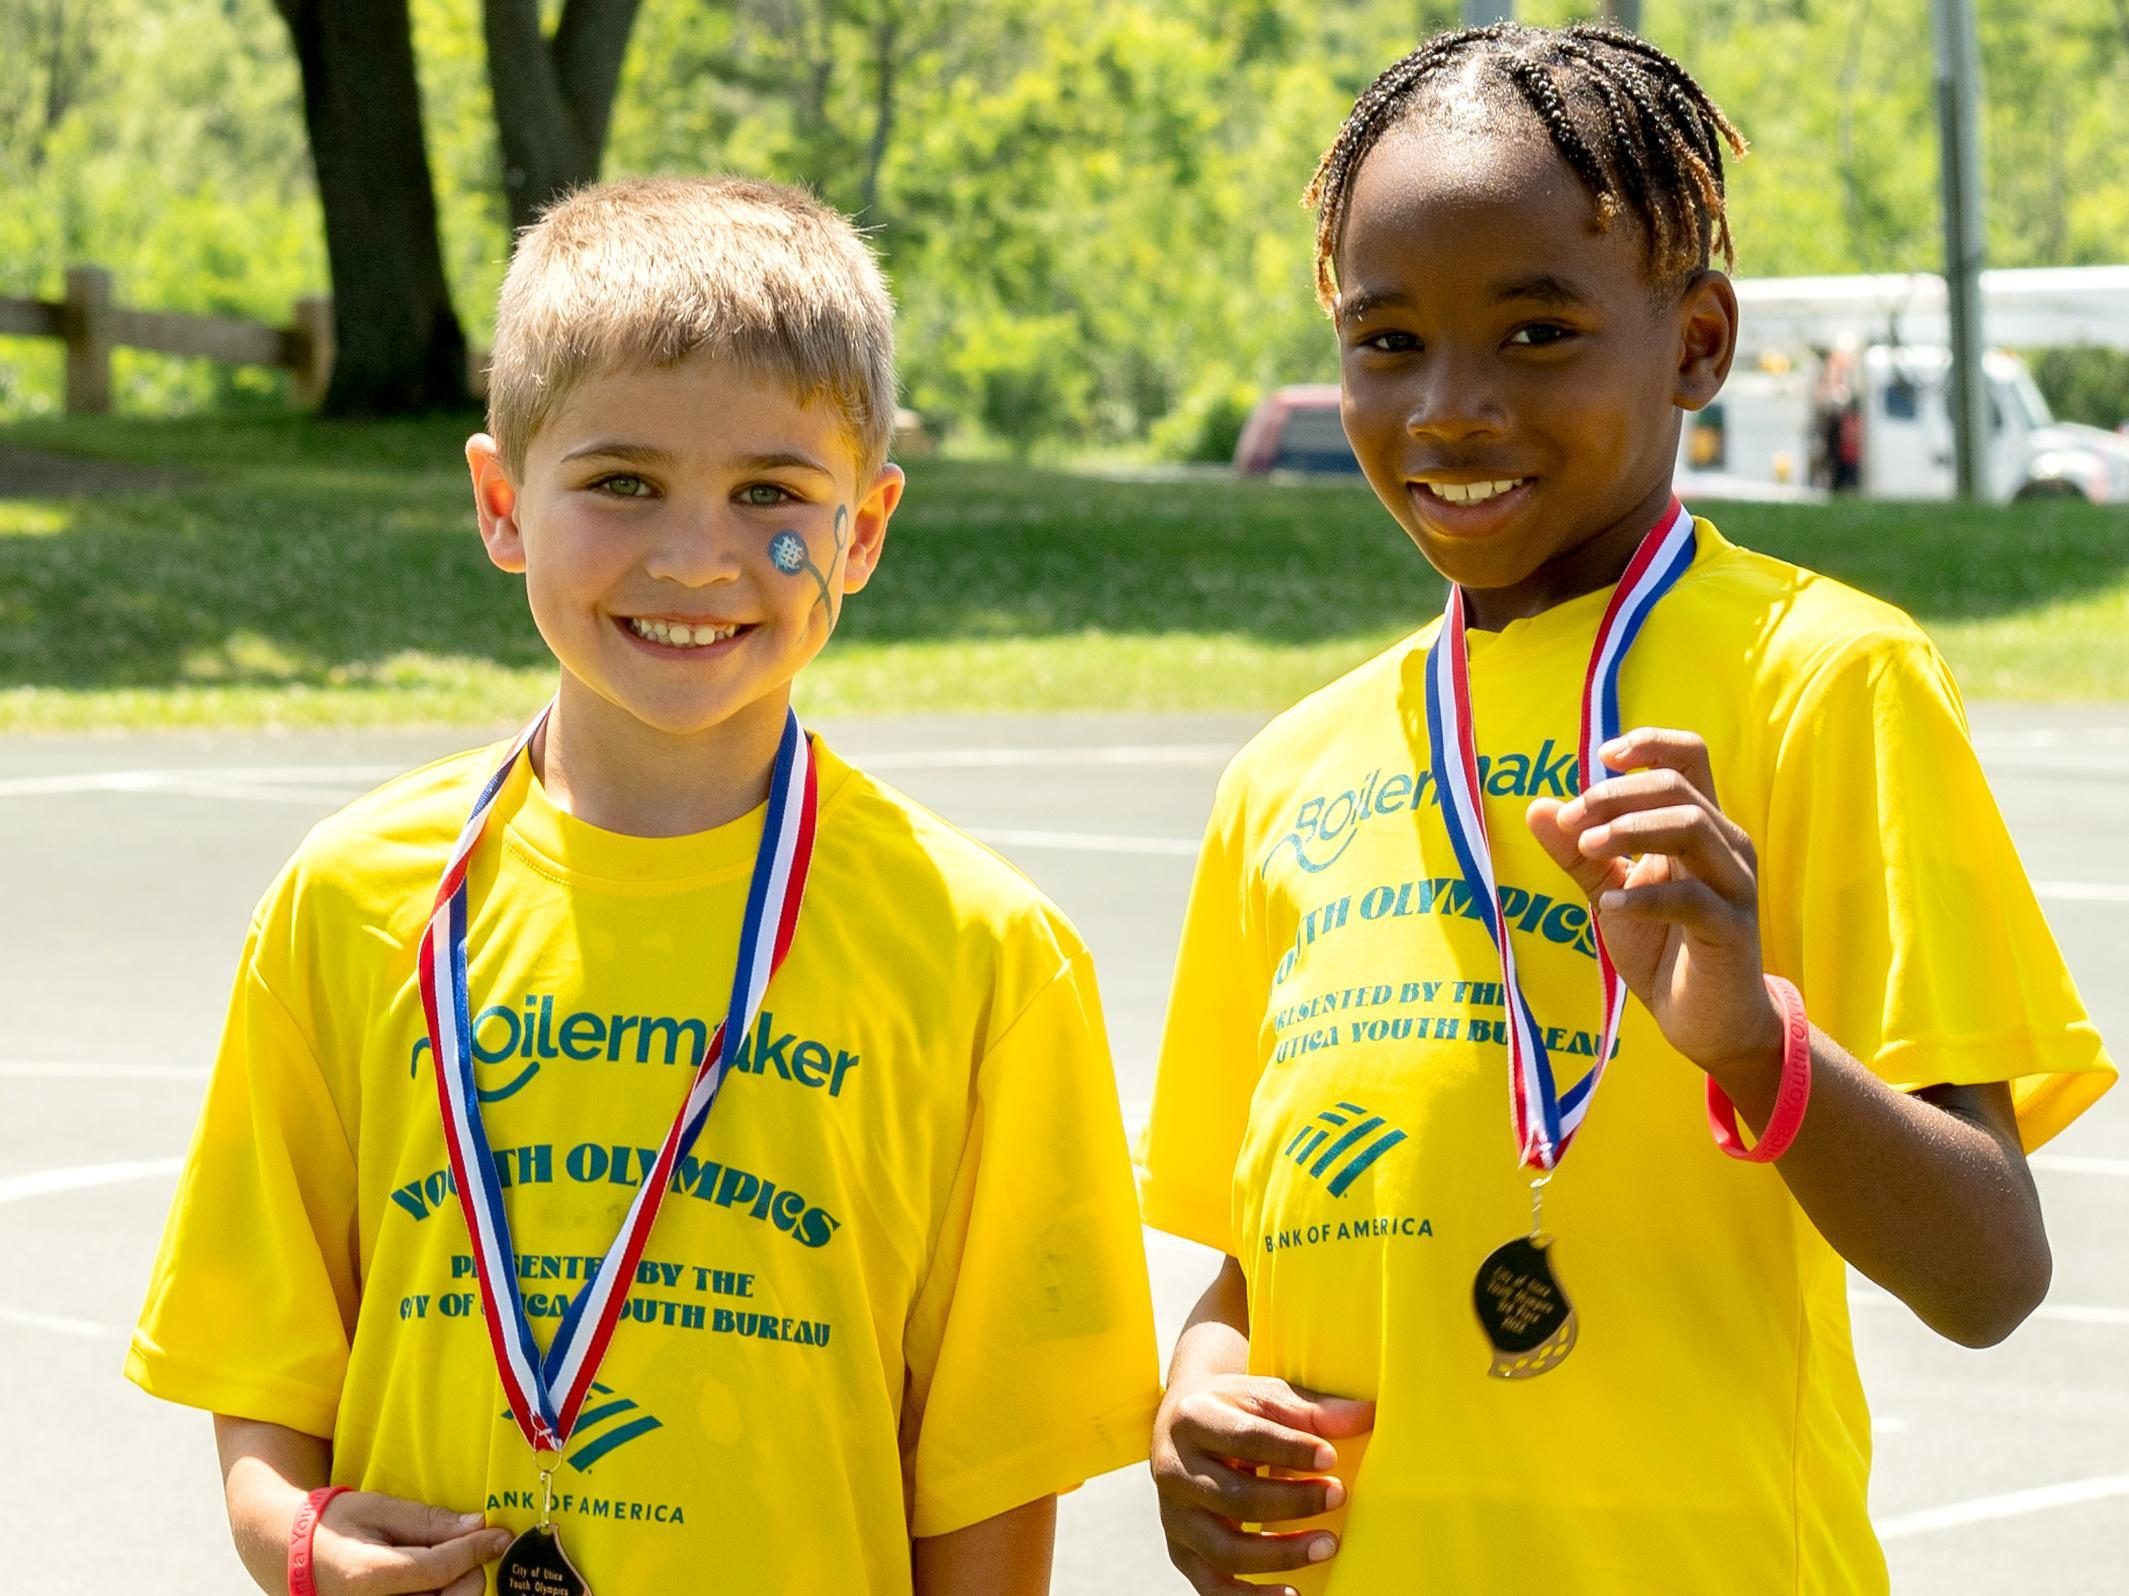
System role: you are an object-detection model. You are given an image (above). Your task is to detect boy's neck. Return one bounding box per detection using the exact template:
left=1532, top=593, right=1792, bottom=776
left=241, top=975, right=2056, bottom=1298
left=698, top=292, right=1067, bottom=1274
left=533, top=676, right=794, bottom=839
left=1461, top=479, right=1678, bottom=633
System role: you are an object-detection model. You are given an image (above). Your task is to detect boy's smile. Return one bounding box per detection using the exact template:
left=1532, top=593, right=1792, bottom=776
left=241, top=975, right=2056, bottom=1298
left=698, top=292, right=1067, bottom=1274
left=467, top=356, right=900, bottom=756
left=1334, top=119, right=1735, bottom=628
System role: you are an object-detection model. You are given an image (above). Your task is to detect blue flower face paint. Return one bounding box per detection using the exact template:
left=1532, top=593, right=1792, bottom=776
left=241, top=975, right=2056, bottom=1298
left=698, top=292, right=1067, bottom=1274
left=769, top=530, right=808, bottom=575
left=767, top=506, right=852, bottom=632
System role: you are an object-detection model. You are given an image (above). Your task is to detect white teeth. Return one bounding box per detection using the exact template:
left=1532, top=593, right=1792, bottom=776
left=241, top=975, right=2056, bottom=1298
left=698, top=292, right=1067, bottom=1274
left=628, top=617, right=738, bottom=647
left=1430, top=478, right=1527, bottom=504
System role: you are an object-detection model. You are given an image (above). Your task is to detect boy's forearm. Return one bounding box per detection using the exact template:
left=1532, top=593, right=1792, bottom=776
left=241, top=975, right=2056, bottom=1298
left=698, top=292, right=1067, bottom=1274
left=1705, top=1031, right=2050, bottom=1346
left=911, top=1495, right=1057, bottom=1595
left=214, top=1413, right=332, bottom=1593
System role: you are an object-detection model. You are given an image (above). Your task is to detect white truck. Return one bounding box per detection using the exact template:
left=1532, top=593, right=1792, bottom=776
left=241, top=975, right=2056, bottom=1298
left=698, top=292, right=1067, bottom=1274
left=1677, top=267, right=2129, bottom=504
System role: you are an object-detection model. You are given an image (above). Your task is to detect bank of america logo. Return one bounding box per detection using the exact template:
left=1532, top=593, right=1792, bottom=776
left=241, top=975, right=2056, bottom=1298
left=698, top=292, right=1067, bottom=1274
left=499, top=1382, right=661, bottom=1472
left=1285, top=1102, right=1407, bottom=1197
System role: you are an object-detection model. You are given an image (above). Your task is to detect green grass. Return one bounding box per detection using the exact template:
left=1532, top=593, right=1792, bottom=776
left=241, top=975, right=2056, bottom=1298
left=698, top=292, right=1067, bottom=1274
left=3, top=413, right=2126, bottom=731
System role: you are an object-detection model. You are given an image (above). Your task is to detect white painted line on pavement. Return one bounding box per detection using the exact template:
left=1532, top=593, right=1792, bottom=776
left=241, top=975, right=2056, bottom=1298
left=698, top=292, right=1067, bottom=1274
left=0, top=776, right=367, bottom=807
left=0, top=1061, right=207, bottom=1082
left=127, top=777, right=374, bottom=806
left=0, top=1157, right=182, bottom=1205
left=863, top=744, right=1236, bottom=770
left=0, top=1305, right=122, bottom=1339
left=0, top=746, right=1234, bottom=805
left=0, top=772, right=184, bottom=799
left=0, top=765, right=399, bottom=801
left=1974, top=727, right=2129, bottom=751
left=1849, top=1285, right=2129, bottom=1328
left=2031, top=1152, right=2129, bottom=1177
left=973, top=827, right=1198, bottom=857
left=2029, top=1303, right=2129, bottom=1327
left=2031, top=880, right=2129, bottom=903
left=1875, top=1474, right=2129, bottom=1541
left=75, top=763, right=404, bottom=782
left=1988, top=758, right=2129, bottom=780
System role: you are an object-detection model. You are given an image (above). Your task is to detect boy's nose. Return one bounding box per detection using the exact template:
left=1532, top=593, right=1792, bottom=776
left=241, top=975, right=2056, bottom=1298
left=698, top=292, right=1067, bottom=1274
left=1404, top=355, right=1508, bottom=442
left=641, top=510, right=748, bottom=587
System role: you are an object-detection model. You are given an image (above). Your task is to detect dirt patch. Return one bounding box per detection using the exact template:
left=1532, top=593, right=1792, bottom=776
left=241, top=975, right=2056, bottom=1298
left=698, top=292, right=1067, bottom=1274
left=0, top=446, right=192, bottom=499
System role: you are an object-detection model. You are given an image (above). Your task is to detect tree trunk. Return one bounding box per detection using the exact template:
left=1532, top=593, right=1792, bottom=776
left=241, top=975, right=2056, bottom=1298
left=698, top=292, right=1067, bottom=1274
left=41, top=0, right=86, bottom=136
left=485, top=0, right=645, bottom=238
left=18, top=0, right=93, bottom=168
left=275, top=0, right=469, bottom=415
left=859, top=8, right=899, bottom=222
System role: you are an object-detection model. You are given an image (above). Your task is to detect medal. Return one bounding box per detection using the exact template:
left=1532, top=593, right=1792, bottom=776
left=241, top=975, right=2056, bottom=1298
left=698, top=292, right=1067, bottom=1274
left=498, top=1461, right=590, bottom=1596
left=1471, top=1183, right=1578, bottom=1379
left=1424, top=501, right=1697, bottom=1377
left=498, top=1531, right=590, bottom=1596
left=419, top=705, right=818, bottom=1578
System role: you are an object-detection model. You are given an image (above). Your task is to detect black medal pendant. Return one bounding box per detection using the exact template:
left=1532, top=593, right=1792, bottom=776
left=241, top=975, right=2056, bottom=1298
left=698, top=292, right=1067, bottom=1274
left=498, top=1525, right=591, bottom=1596
left=499, top=1460, right=591, bottom=1596
left=1472, top=1233, right=1578, bottom=1379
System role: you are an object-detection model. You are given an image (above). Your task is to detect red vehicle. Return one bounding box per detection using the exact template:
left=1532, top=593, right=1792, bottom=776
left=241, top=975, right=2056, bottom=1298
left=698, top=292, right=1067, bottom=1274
left=1232, top=384, right=1363, bottom=475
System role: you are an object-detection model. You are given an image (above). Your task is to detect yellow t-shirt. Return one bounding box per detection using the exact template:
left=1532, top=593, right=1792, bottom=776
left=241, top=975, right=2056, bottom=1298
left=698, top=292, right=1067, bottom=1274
left=129, top=736, right=1159, bottom=1591
left=1138, top=521, right=2113, bottom=1596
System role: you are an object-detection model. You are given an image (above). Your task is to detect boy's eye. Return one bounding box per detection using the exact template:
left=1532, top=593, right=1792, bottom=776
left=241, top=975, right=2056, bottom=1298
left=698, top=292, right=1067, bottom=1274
left=1508, top=323, right=1574, bottom=347
left=738, top=483, right=798, bottom=507
left=1358, top=329, right=1420, bottom=353
left=591, top=474, right=654, bottom=498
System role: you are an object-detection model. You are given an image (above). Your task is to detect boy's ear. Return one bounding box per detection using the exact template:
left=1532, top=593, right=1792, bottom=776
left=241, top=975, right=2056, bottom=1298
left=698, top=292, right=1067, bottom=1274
left=837, top=462, right=905, bottom=596
left=1673, top=270, right=1740, bottom=413
left=466, top=433, right=526, bottom=574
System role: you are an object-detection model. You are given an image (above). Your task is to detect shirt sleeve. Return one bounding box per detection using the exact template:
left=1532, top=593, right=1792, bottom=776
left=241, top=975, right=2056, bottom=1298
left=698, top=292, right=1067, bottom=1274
left=1136, top=768, right=1269, bottom=1253
left=1759, top=628, right=2114, bottom=1149
left=900, top=948, right=1159, bottom=1539
left=124, top=879, right=360, bottom=1437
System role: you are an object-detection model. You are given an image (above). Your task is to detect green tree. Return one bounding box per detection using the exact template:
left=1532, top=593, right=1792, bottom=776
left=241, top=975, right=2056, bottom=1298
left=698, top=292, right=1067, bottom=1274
left=485, top=0, right=648, bottom=235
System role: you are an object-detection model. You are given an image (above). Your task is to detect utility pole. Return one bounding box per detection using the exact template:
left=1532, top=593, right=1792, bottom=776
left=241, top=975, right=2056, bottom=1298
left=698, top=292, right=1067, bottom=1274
left=1932, top=0, right=1989, bottom=500
left=1601, top=0, right=1642, bottom=30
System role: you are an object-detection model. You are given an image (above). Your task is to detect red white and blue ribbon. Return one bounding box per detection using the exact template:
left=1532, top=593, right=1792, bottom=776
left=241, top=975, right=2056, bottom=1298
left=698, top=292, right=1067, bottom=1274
left=418, top=705, right=818, bottom=1451
left=1424, top=500, right=1697, bottom=1172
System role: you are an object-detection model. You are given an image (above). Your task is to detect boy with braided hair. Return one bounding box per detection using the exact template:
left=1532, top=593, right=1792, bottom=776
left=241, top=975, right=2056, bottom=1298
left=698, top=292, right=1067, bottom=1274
left=1140, top=23, right=2111, bottom=1594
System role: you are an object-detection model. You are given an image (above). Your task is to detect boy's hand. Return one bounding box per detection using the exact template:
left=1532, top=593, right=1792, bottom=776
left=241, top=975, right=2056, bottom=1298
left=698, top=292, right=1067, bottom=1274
left=1526, top=727, right=1783, bottom=1083
left=1151, top=1372, right=1374, bottom=1594
left=307, top=1492, right=514, bottom=1596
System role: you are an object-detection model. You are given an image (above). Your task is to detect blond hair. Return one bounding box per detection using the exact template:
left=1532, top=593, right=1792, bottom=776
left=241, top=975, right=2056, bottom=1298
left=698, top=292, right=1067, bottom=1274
left=488, top=177, right=897, bottom=478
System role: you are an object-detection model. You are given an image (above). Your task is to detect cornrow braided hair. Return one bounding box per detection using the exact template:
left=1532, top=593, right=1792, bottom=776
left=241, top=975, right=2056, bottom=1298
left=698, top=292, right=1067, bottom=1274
left=1303, top=21, right=1748, bottom=310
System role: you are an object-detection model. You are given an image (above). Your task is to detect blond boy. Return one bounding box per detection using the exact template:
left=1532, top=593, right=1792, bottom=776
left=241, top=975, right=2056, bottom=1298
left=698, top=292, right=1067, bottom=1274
left=128, top=178, right=1158, bottom=1595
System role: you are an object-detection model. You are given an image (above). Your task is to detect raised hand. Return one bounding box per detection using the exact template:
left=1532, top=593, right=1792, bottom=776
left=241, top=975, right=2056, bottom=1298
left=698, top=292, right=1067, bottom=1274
left=1151, top=1372, right=1375, bottom=1594
left=1525, top=726, right=1782, bottom=1077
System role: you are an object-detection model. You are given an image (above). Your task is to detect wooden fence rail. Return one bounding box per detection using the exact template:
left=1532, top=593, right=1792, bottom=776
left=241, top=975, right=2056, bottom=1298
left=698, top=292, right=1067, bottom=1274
left=0, top=266, right=333, bottom=413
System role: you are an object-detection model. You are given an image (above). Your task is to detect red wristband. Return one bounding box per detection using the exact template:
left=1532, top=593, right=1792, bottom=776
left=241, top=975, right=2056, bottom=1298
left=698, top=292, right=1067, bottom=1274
left=1706, top=974, right=1812, bottom=1163
left=287, top=1485, right=352, bottom=1596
